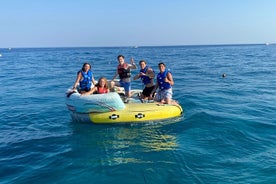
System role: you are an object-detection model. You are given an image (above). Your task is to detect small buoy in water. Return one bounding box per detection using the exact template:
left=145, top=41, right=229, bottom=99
left=222, top=73, right=226, bottom=78
left=0, top=54, right=2, bottom=57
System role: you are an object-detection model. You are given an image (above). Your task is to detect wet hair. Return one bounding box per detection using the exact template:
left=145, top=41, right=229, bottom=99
left=117, top=55, right=125, bottom=60
left=139, top=60, right=147, bottom=64
left=96, top=77, right=109, bottom=89
left=158, top=62, right=166, bottom=67
left=82, top=63, right=91, bottom=71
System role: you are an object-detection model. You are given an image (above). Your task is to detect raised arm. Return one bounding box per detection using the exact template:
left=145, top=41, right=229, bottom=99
left=129, top=57, right=137, bottom=69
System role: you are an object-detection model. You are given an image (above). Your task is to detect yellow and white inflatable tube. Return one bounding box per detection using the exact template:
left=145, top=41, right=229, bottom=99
left=66, top=88, right=183, bottom=124
left=69, top=102, right=183, bottom=124
left=91, top=103, right=183, bottom=123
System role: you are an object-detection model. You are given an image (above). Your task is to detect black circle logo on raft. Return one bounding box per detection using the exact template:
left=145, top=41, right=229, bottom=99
left=109, top=114, right=119, bottom=120
left=135, top=113, right=145, bottom=119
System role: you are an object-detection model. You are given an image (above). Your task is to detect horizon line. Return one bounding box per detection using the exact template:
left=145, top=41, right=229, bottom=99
left=0, top=43, right=274, bottom=49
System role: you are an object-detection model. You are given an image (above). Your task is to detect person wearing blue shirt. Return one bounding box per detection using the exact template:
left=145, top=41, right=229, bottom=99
left=150, top=62, right=174, bottom=104
left=72, top=63, right=96, bottom=94
left=133, top=60, right=155, bottom=101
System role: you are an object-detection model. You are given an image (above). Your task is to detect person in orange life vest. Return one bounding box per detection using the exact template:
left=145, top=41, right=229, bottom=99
left=150, top=62, right=174, bottom=104
left=72, top=63, right=96, bottom=94
left=111, top=55, right=137, bottom=99
left=133, top=60, right=155, bottom=100
left=82, top=77, right=110, bottom=95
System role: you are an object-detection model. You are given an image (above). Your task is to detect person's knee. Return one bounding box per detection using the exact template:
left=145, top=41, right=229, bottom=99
left=127, top=91, right=131, bottom=97
left=110, top=81, right=115, bottom=87
left=165, top=97, right=172, bottom=104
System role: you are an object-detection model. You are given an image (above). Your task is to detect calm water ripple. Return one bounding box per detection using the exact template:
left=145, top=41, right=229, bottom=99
left=0, top=45, right=275, bottom=183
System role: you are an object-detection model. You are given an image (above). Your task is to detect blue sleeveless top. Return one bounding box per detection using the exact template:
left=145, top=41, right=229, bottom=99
left=140, top=66, right=152, bottom=85
left=157, top=69, right=171, bottom=90
left=79, top=70, right=93, bottom=90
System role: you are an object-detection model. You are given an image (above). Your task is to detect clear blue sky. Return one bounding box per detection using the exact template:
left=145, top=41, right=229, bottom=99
left=0, top=0, right=275, bottom=48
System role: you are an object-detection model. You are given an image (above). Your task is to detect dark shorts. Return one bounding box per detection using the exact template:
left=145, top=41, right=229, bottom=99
left=142, top=86, right=155, bottom=97
left=80, top=87, right=91, bottom=92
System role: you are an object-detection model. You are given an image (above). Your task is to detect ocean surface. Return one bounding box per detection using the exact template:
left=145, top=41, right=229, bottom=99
left=0, top=45, right=275, bottom=184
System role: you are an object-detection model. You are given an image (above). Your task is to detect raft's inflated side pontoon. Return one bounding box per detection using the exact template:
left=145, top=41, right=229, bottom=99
left=65, top=89, right=183, bottom=124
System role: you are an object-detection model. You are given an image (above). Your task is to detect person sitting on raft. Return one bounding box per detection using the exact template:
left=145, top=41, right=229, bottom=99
left=72, top=63, right=97, bottom=94
left=82, top=77, right=110, bottom=95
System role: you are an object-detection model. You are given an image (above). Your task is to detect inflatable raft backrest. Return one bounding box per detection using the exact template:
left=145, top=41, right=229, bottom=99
left=66, top=92, right=125, bottom=113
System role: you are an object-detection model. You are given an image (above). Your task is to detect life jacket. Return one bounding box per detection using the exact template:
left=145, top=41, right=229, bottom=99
left=118, top=63, right=131, bottom=79
left=157, top=69, right=171, bottom=90
left=140, top=66, right=153, bottom=85
left=79, top=70, right=93, bottom=90
left=97, top=86, right=108, bottom=94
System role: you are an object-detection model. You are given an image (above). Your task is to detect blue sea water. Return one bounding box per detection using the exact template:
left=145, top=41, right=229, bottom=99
left=0, top=45, right=275, bottom=183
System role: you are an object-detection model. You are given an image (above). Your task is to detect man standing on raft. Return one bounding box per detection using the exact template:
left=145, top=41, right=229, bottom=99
left=111, top=55, right=137, bottom=102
